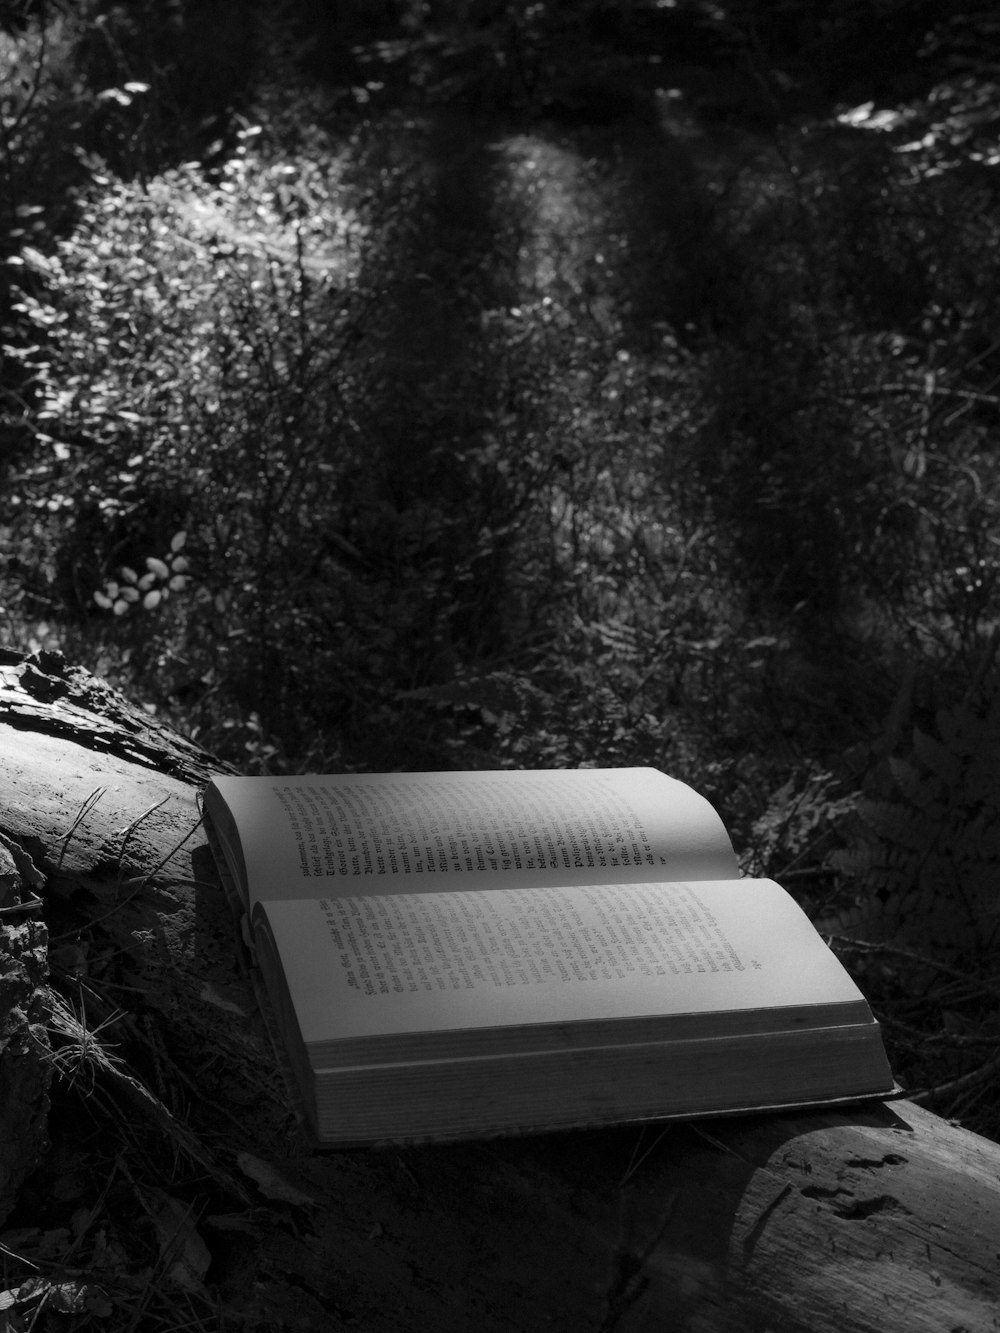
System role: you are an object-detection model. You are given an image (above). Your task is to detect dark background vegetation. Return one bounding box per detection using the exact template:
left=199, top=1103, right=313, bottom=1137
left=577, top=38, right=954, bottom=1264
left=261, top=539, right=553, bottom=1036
left=3, top=0, right=1000, bottom=1149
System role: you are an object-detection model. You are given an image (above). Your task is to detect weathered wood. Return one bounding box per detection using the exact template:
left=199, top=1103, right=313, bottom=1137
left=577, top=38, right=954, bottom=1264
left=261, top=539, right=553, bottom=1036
left=2, top=650, right=1000, bottom=1331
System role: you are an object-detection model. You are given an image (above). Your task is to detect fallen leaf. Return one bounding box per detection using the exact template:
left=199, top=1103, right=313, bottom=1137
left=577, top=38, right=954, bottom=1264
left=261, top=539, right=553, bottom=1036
left=236, top=1152, right=316, bottom=1207
left=141, top=1189, right=211, bottom=1291
left=199, top=981, right=251, bottom=1016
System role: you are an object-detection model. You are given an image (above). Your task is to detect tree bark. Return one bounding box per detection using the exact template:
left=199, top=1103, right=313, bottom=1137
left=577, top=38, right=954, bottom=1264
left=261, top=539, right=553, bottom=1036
left=2, top=649, right=999, bottom=1331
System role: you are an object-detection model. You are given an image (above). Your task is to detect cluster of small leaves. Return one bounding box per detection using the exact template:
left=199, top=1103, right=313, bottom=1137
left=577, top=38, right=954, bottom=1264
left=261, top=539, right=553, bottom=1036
left=746, top=767, right=856, bottom=880
left=2, top=123, right=379, bottom=743
left=7, top=126, right=364, bottom=484
left=93, top=532, right=189, bottom=616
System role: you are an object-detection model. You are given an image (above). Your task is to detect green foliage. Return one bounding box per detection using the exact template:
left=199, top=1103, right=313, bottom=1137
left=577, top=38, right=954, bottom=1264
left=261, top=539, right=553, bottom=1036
left=353, top=0, right=623, bottom=113
left=0, top=0, right=269, bottom=292
left=828, top=667, right=1000, bottom=963
left=690, top=123, right=1000, bottom=653
left=0, top=4, right=93, bottom=238
left=747, top=766, right=855, bottom=878
left=93, top=530, right=189, bottom=615
left=3, top=128, right=382, bottom=756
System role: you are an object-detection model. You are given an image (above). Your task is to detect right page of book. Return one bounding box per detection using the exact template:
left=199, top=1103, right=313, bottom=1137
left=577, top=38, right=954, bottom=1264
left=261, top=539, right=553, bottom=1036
left=257, top=877, right=878, bottom=1062
left=210, top=767, right=739, bottom=907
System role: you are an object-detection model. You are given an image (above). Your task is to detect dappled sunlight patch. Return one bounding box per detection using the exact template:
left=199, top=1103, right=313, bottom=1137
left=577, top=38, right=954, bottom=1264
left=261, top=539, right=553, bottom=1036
left=494, top=132, right=618, bottom=306
left=166, top=130, right=367, bottom=283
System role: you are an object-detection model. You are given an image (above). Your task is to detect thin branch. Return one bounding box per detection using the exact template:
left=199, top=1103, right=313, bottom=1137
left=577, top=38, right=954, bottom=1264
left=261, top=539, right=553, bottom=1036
left=827, top=935, right=1000, bottom=1002
left=909, top=1052, right=1000, bottom=1107
left=880, top=1013, right=1000, bottom=1050
left=0, top=894, right=44, bottom=917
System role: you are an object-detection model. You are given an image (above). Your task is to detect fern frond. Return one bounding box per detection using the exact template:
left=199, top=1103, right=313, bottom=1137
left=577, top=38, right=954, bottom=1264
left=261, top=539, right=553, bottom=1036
left=911, top=728, right=962, bottom=788
left=827, top=674, right=1000, bottom=962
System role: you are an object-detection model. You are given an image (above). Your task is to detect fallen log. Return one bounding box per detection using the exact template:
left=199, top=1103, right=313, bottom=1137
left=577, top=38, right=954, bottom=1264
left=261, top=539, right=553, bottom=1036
left=1, top=649, right=999, bottom=1332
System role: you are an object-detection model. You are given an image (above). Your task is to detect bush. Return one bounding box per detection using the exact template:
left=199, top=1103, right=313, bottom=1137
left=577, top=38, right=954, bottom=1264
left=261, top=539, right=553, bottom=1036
left=4, top=130, right=378, bottom=753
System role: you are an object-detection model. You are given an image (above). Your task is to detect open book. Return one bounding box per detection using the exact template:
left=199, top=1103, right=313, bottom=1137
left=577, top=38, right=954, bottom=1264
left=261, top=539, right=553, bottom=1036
left=202, top=767, right=894, bottom=1145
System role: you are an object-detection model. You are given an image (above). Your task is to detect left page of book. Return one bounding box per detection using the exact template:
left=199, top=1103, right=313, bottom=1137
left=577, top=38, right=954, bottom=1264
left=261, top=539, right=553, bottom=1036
left=205, top=768, right=739, bottom=908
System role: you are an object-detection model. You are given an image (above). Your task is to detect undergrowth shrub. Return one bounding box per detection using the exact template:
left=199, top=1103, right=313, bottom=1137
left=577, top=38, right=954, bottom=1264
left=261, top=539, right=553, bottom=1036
left=692, top=129, right=1000, bottom=663
left=4, top=130, right=378, bottom=753
left=0, top=7, right=91, bottom=241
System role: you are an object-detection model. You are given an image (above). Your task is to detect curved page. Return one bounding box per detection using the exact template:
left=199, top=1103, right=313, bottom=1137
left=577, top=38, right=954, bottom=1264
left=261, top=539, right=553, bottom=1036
left=208, top=767, right=739, bottom=908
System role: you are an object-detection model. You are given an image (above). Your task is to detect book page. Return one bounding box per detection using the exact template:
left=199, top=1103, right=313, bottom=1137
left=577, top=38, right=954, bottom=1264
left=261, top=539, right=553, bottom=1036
left=207, top=768, right=738, bottom=907
left=256, top=879, right=874, bottom=1062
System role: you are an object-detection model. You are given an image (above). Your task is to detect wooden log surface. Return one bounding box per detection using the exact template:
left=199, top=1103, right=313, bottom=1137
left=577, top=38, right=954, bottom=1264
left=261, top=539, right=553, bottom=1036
left=1, top=649, right=999, bottom=1331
